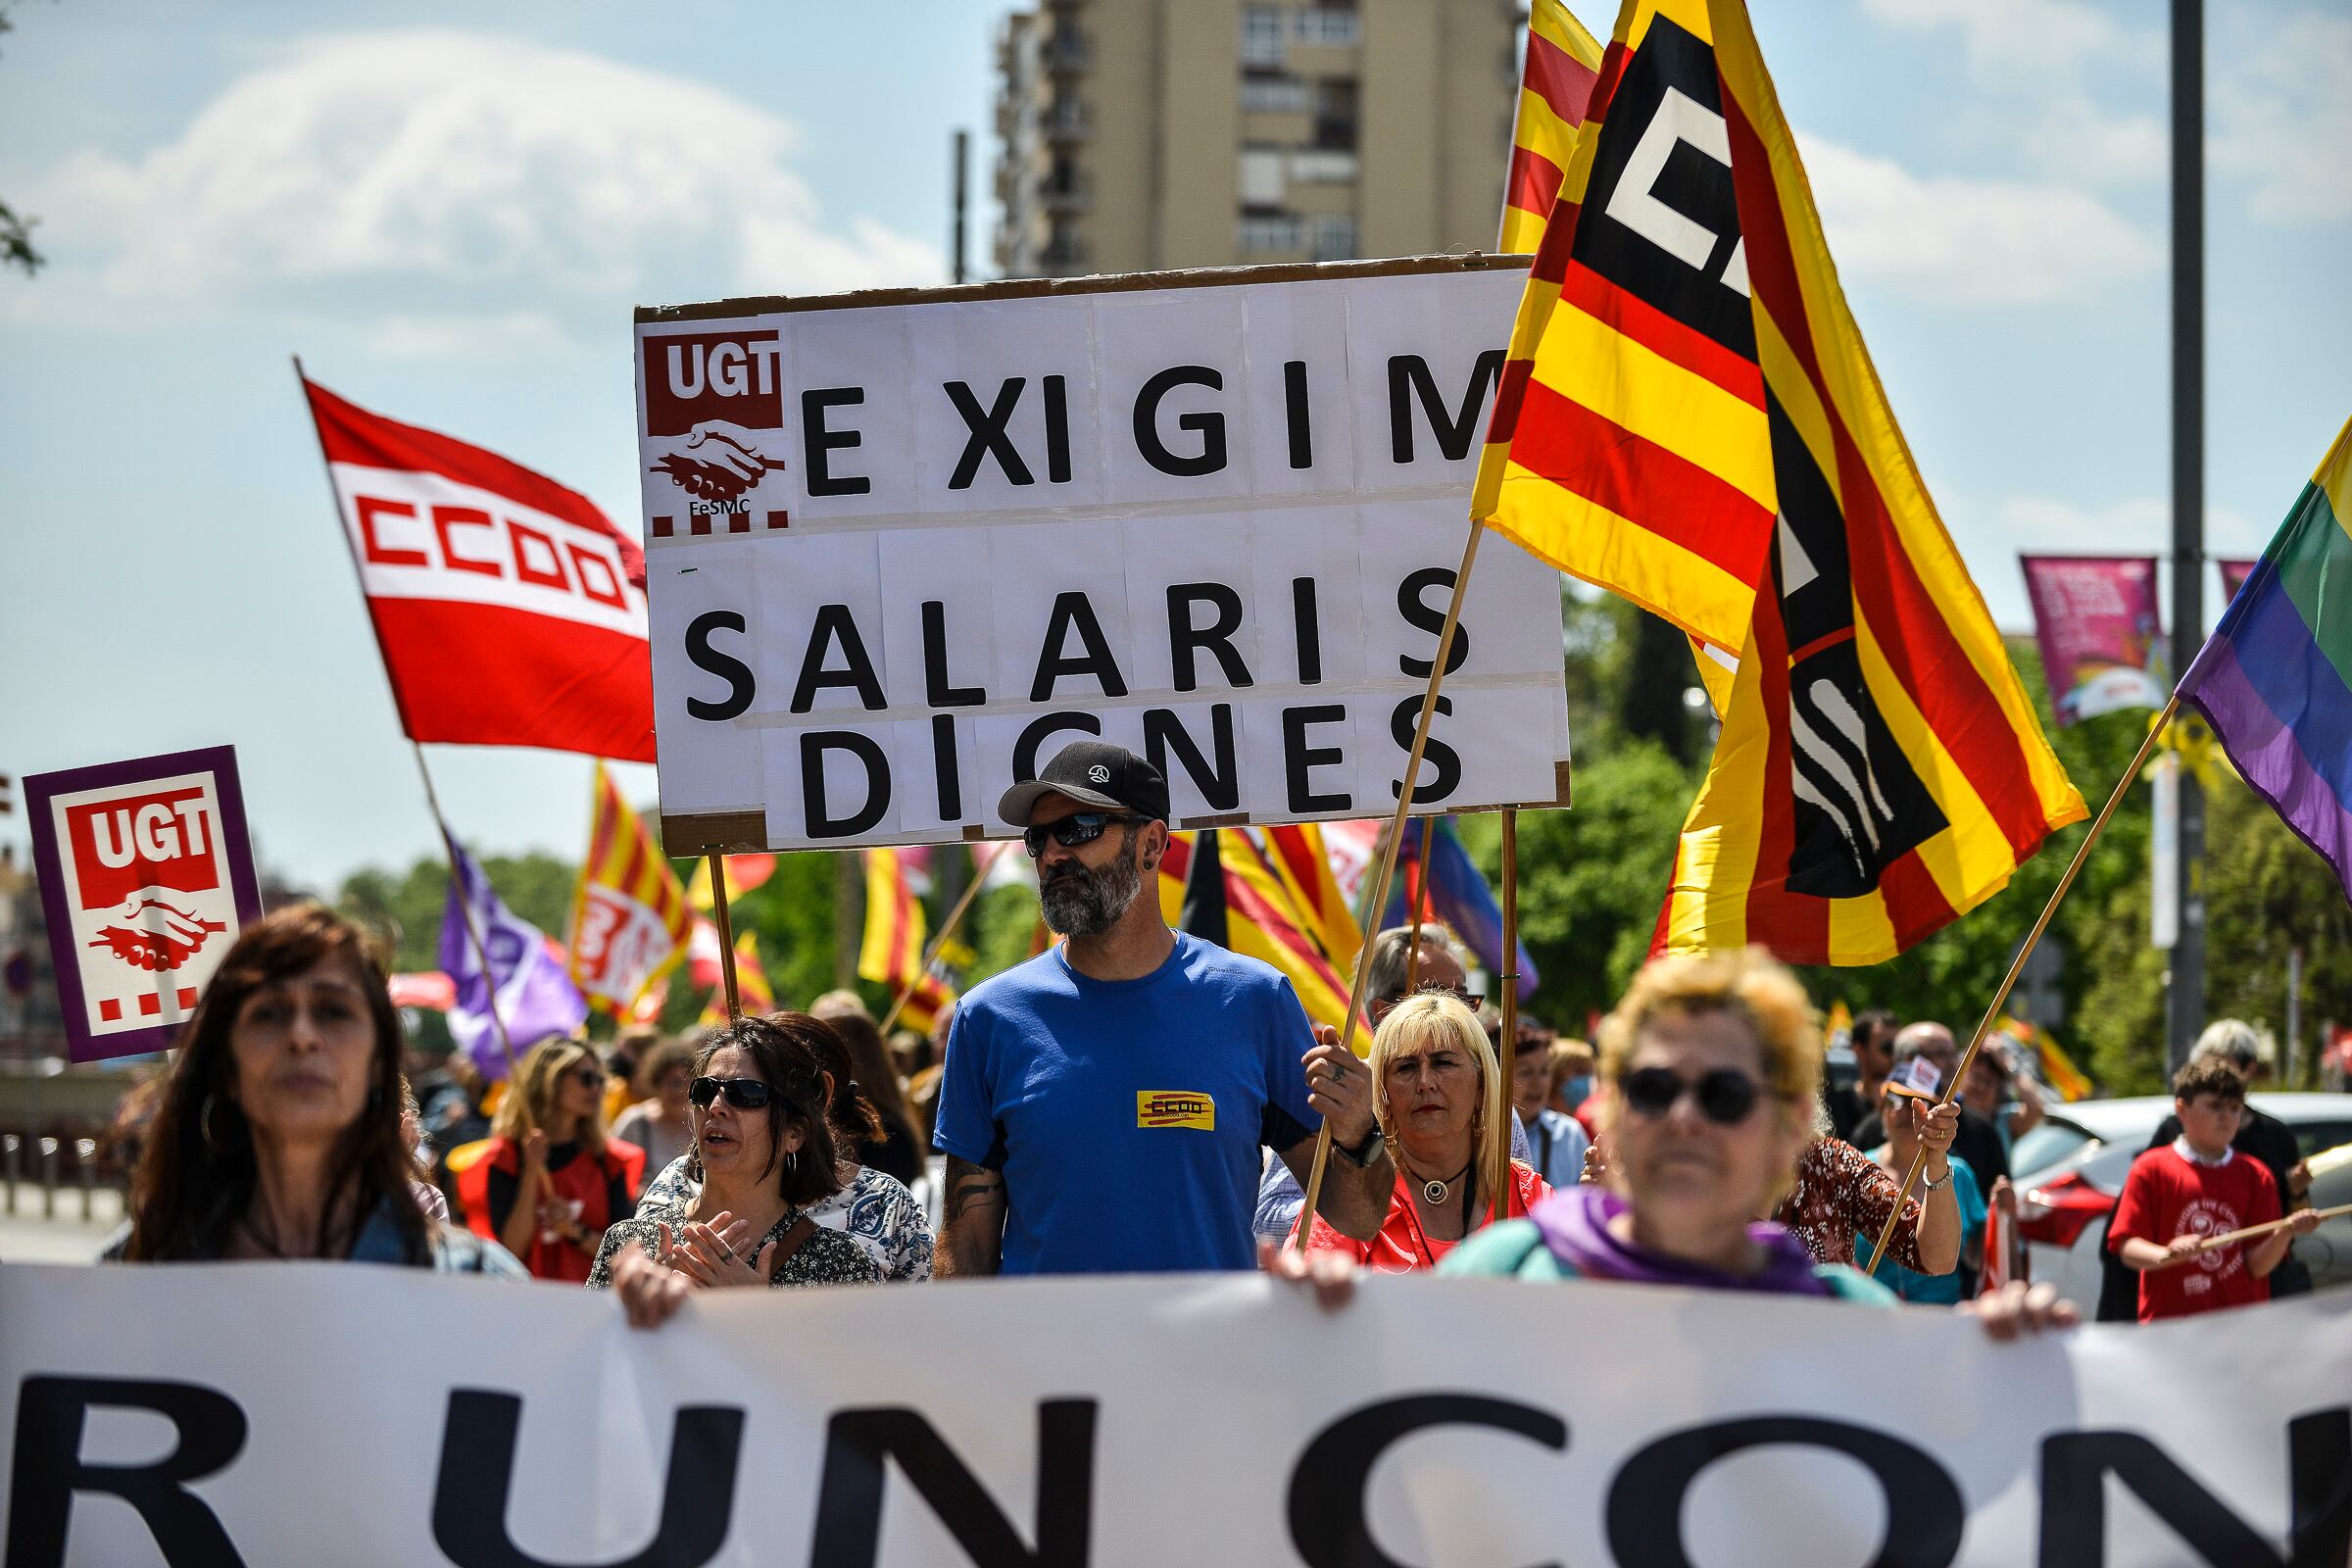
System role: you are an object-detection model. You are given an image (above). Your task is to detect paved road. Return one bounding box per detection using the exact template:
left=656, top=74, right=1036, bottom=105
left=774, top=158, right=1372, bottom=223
left=0, top=1182, right=120, bottom=1263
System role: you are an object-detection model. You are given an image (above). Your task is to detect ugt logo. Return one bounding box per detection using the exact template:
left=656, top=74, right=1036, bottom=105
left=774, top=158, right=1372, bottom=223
left=642, top=328, right=789, bottom=506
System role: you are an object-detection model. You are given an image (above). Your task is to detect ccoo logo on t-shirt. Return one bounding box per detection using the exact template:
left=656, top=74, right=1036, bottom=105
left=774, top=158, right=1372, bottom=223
left=1137, top=1091, right=1214, bottom=1131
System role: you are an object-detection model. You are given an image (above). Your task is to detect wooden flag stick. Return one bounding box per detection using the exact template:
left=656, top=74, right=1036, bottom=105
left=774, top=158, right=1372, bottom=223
left=708, top=853, right=744, bottom=1024
left=877, top=851, right=993, bottom=1035
left=1492, top=808, right=1521, bottom=1229
left=1404, top=830, right=1434, bottom=991
left=1294, top=521, right=1484, bottom=1250
left=1865, top=694, right=2181, bottom=1272
left=2144, top=1202, right=2352, bottom=1269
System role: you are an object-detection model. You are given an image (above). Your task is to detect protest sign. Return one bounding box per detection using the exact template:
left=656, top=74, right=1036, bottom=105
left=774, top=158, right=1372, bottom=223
left=633, top=256, right=1573, bottom=854
left=3, top=1263, right=2345, bottom=1567
left=22, top=747, right=262, bottom=1061
left=2018, top=556, right=2166, bottom=724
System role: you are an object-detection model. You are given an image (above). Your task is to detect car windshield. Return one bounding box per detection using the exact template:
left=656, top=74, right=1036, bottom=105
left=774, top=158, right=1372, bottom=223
left=2010, top=1120, right=2094, bottom=1184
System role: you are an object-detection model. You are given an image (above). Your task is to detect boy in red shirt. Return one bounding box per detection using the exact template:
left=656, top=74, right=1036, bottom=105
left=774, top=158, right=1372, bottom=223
left=2108, top=1056, right=2318, bottom=1321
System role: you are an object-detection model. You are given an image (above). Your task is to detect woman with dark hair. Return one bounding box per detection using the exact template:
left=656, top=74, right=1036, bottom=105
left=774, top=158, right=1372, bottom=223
left=106, top=904, right=521, bottom=1274
left=591, top=1014, right=876, bottom=1298
left=808, top=1001, right=925, bottom=1184
left=635, top=1010, right=936, bottom=1281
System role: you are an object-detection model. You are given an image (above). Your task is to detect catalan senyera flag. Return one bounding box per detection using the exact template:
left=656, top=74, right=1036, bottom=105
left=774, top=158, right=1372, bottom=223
left=1640, top=0, right=2085, bottom=964
left=698, top=930, right=773, bottom=1027
left=2178, top=415, right=2352, bottom=906
left=1259, top=824, right=1363, bottom=977
left=858, top=847, right=959, bottom=1032
left=1160, top=829, right=1356, bottom=1039
left=686, top=854, right=778, bottom=912
left=1474, top=0, right=1779, bottom=653
left=1499, top=1, right=1606, bottom=257
left=2001, top=1017, right=2093, bottom=1103
left=566, top=763, right=692, bottom=1015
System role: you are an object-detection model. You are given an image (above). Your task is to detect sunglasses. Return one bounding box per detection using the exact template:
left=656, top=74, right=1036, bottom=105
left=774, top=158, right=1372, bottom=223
left=1022, top=811, right=1144, bottom=858
left=688, top=1075, right=772, bottom=1111
left=1619, top=1065, right=1763, bottom=1125
left=565, top=1067, right=605, bottom=1088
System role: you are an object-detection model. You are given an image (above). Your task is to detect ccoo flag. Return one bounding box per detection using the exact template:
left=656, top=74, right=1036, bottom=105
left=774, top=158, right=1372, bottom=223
left=1642, top=0, right=2084, bottom=964
left=567, top=762, right=692, bottom=1015
left=2177, top=416, right=2352, bottom=905
left=302, top=377, right=656, bottom=761
left=1498, top=1, right=1606, bottom=257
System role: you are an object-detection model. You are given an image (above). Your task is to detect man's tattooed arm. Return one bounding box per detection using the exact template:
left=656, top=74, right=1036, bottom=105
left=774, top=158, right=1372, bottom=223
left=934, top=1155, right=1006, bottom=1278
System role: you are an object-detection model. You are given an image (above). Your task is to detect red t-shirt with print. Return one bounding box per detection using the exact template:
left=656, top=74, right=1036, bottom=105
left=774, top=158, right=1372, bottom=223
left=2108, top=1143, right=2280, bottom=1322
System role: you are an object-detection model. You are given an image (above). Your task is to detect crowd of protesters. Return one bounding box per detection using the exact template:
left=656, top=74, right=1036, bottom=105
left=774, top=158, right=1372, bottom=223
left=85, top=741, right=2326, bottom=1347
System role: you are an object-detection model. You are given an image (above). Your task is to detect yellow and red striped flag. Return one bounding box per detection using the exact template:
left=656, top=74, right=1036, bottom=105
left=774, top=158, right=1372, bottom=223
left=858, top=847, right=959, bottom=1033
left=566, top=762, right=692, bottom=1016
left=1259, top=823, right=1363, bottom=976
left=686, top=853, right=777, bottom=912
left=1645, top=0, right=2083, bottom=963
left=697, top=930, right=773, bottom=1027
left=1499, top=0, right=1606, bottom=256
left=1473, top=0, right=1778, bottom=653
left=1159, top=829, right=1356, bottom=1037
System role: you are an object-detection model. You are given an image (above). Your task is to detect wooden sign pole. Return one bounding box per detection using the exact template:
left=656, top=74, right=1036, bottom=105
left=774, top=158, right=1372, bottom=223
left=708, top=853, right=744, bottom=1023
left=1492, top=808, right=1521, bottom=1230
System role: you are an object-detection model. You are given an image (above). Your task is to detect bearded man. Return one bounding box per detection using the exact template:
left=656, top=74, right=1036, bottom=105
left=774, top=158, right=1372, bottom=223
left=932, top=742, right=1394, bottom=1276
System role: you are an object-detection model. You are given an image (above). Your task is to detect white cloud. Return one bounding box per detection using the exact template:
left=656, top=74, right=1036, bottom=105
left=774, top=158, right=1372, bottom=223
left=9, top=29, right=940, bottom=348
left=2214, top=10, right=2352, bottom=224
left=1800, top=134, right=2160, bottom=307
left=1855, top=0, right=2143, bottom=79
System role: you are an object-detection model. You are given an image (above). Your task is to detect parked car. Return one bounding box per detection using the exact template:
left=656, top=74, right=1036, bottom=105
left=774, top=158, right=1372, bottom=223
left=2011, top=1093, right=2352, bottom=1313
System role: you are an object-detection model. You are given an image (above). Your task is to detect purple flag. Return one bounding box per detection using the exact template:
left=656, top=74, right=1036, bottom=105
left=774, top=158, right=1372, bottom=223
left=438, top=827, right=586, bottom=1079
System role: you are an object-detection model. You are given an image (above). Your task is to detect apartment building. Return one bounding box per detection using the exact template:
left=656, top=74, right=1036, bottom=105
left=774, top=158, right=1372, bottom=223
left=994, top=0, right=1522, bottom=277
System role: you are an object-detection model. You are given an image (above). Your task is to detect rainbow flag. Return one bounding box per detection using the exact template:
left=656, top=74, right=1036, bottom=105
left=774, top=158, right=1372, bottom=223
left=1498, top=1, right=1605, bottom=256
left=2179, top=415, right=2352, bottom=901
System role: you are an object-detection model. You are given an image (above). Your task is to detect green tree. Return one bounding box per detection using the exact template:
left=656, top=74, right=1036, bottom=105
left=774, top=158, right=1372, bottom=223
left=0, top=7, right=43, bottom=276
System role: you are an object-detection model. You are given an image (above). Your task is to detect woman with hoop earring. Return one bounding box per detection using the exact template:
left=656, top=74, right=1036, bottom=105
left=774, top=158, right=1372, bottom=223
left=1285, top=993, right=1549, bottom=1271
left=590, top=1014, right=877, bottom=1314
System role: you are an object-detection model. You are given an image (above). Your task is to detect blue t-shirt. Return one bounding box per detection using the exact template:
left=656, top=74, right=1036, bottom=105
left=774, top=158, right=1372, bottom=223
left=934, top=932, right=1321, bottom=1275
left=1854, top=1153, right=1986, bottom=1305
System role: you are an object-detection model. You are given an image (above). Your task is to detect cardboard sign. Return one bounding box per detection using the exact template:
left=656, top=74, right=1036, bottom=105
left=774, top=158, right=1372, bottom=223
left=634, top=257, right=1573, bottom=853
left=24, top=746, right=263, bottom=1060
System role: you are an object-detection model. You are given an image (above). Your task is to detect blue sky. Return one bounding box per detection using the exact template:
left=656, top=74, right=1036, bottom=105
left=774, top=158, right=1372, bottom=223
left=2, top=0, right=2347, bottom=893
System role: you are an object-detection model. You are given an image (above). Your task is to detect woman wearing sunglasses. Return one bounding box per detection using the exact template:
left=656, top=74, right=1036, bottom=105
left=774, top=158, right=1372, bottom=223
left=1856, top=1079, right=1984, bottom=1303
left=1271, top=950, right=2075, bottom=1337
left=592, top=1014, right=879, bottom=1312
left=459, top=1039, right=644, bottom=1284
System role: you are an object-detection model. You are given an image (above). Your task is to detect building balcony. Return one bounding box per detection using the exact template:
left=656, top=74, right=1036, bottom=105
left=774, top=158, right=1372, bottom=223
left=1044, top=29, right=1092, bottom=73
left=1041, top=235, right=1091, bottom=271
left=1312, top=116, right=1358, bottom=151
left=1040, top=171, right=1093, bottom=215
left=1046, top=99, right=1092, bottom=140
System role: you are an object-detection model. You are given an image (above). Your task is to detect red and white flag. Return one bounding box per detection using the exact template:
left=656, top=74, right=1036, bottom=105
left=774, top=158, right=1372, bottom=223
left=302, top=376, right=656, bottom=761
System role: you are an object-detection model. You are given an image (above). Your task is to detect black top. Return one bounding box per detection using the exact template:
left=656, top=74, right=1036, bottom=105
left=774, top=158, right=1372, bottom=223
left=859, top=1117, right=924, bottom=1189
left=1823, top=1082, right=1871, bottom=1145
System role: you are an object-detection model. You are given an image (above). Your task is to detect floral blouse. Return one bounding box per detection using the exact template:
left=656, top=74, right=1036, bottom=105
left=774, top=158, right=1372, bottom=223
left=1774, top=1137, right=1929, bottom=1273
left=586, top=1191, right=878, bottom=1290
left=637, top=1155, right=934, bottom=1283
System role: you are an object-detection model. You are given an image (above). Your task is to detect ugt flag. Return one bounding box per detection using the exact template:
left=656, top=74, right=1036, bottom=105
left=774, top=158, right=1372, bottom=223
left=439, top=829, right=588, bottom=1078
left=302, top=376, right=656, bottom=761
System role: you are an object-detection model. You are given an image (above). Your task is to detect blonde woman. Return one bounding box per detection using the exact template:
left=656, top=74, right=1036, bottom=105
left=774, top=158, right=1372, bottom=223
left=1291, top=994, right=1548, bottom=1271
left=458, top=1039, right=644, bottom=1282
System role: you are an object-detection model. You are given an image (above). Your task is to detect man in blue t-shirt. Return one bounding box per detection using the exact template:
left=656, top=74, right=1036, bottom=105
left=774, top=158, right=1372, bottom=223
left=933, top=741, right=1395, bottom=1275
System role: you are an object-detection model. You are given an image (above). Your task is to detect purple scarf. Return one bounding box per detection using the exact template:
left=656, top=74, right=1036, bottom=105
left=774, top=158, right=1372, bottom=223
left=1528, top=1186, right=1831, bottom=1297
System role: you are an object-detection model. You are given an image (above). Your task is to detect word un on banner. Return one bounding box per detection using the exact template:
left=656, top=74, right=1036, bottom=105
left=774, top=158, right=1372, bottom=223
left=633, top=257, right=1573, bottom=854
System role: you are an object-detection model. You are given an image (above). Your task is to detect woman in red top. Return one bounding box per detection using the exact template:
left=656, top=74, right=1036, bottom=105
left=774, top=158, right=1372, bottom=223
left=462, top=1039, right=644, bottom=1282
left=1298, top=994, right=1548, bottom=1270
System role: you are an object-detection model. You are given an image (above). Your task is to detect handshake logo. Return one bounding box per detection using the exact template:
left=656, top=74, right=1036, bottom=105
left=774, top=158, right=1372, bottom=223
left=649, top=421, right=786, bottom=506
left=641, top=327, right=790, bottom=512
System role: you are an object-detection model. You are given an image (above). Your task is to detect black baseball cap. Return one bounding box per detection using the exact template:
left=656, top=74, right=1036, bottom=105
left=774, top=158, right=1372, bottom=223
left=997, top=740, right=1171, bottom=827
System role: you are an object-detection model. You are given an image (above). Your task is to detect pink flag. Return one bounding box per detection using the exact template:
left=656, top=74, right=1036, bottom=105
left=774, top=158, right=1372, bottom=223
left=2019, top=556, right=2166, bottom=724
left=2217, top=558, right=2260, bottom=603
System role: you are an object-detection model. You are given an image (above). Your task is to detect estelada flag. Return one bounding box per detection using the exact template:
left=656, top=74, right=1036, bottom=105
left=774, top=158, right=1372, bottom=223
left=1498, top=1, right=1606, bottom=257
left=1611, top=0, right=2084, bottom=963
left=567, top=762, right=692, bottom=1015
left=1473, top=0, right=1778, bottom=652
left=301, top=376, right=655, bottom=761
left=1161, top=828, right=1356, bottom=1039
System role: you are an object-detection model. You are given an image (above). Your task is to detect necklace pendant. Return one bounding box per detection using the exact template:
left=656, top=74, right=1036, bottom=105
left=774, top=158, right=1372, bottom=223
left=1422, top=1179, right=1448, bottom=1204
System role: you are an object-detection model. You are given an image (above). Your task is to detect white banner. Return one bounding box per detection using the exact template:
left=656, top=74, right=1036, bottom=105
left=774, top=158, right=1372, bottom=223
left=632, top=260, right=1571, bottom=853
left=4, top=1263, right=2345, bottom=1567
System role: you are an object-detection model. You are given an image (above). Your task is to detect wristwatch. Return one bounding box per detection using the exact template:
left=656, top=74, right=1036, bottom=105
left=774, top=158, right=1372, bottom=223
left=1335, top=1126, right=1387, bottom=1168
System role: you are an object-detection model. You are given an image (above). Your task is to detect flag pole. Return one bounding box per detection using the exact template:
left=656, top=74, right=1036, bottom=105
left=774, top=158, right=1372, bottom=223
left=1403, top=823, right=1434, bottom=992
left=291, top=357, right=519, bottom=1078
left=2144, top=1201, right=2352, bottom=1268
left=1865, top=693, right=2181, bottom=1271
left=707, top=853, right=744, bottom=1024
left=1294, top=521, right=1484, bottom=1250
left=1492, top=808, right=1521, bottom=1229
left=877, top=848, right=992, bottom=1035
left=408, top=743, right=518, bottom=1078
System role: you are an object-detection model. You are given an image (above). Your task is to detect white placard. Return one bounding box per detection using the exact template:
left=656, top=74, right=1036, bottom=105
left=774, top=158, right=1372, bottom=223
left=633, top=261, right=1571, bottom=851
left=3, top=1263, right=2342, bottom=1568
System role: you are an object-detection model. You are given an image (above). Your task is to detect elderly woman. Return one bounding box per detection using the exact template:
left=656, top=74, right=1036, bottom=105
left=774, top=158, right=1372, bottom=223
left=106, top=905, right=520, bottom=1274
left=592, top=1013, right=877, bottom=1307
left=633, top=1011, right=935, bottom=1281
left=1293, top=994, right=1548, bottom=1270
left=460, top=1038, right=644, bottom=1283
left=1271, top=950, right=2074, bottom=1337
left=1860, top=1078, right=1986, bottom=1303
left=1773, top=1111, right=1961, bottom=1277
